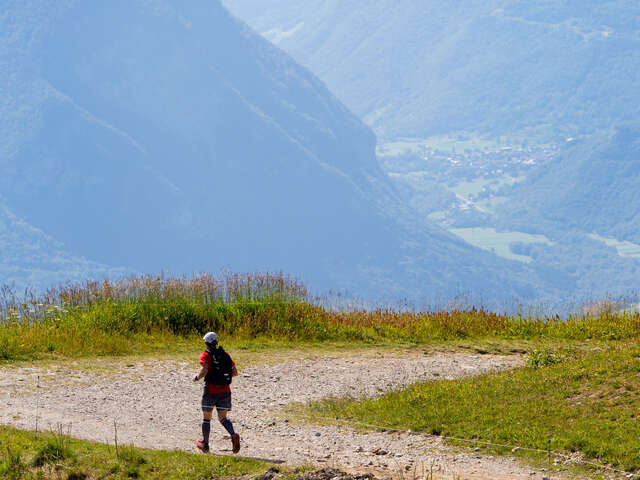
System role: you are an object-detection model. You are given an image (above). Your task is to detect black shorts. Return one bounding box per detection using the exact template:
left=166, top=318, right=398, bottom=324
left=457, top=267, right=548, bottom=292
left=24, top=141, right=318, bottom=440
left=201, top=390, right=232, bottom=412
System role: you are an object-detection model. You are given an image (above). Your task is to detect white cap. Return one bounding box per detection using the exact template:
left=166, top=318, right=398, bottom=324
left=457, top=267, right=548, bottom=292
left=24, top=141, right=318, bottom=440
left=203, top=332, right=218, bottom=344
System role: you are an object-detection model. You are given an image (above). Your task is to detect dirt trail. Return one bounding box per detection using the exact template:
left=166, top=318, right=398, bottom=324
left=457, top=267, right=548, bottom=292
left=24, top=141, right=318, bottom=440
left=0, top=351, right=574, bottom=479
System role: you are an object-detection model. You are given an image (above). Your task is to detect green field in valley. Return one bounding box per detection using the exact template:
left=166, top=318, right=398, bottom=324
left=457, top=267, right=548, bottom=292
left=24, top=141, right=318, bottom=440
left=450, top=227, right=555, bottom=263
left=588, top=233, right=640, bottom=259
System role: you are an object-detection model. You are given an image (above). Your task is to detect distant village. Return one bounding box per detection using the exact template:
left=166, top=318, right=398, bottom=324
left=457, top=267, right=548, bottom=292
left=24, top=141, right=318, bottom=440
left=380, top=141, right=560, bottom=183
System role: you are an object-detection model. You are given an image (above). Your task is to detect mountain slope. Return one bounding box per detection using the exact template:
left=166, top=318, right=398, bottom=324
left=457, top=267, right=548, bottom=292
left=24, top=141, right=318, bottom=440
left=1, top=0, right=556, bottom=302
left=224, top=0, right=640, bottom=141
left=0, top=205, right=126, bottom=292
left=498, top=124, right=640, bottom=243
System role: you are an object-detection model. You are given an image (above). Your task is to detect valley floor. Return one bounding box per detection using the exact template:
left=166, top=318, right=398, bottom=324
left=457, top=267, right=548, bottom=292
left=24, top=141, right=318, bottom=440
left=0, top=350, right=581, bottom=480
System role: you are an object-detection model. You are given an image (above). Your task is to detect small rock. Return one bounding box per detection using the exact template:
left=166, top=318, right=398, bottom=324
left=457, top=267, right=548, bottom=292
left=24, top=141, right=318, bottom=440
left=355, top=446, right=364, bottom=452
left=257, top=467, right=280, bottom=480
left=315, top=432, right=321, bottom=437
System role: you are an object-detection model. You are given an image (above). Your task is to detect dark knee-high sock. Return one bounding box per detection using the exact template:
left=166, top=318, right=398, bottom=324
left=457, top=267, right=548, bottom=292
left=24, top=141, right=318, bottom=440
left=220, top=418, right=235, bottom=435
left=202, top=419, right=211, bottom=445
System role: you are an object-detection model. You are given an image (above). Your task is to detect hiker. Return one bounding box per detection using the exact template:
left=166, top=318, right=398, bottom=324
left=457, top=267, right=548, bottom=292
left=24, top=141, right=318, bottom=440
left=193, top=332, right=240, bottom=453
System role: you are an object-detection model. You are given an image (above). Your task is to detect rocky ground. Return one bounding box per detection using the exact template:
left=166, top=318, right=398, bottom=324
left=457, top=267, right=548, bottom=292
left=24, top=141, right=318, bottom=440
left=0, top=350, right=587, bottom=479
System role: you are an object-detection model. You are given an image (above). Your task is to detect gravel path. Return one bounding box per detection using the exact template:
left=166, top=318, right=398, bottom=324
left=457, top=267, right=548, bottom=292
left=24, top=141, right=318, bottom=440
left=0, top=351, right=578, bottom=479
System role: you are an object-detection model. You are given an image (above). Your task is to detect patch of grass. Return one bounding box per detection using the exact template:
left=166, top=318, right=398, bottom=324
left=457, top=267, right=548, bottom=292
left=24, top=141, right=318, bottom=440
left=527, top=346, right=570, bottom=368
left=299, top=344, right=640, bottom=472
left=448, top=227, right=553, bottom=263
left=0, top=426, right=267, bottom=480
left=0, top=446, right=27, bottom=480
left=2, top=273, right=640, bottom=362
left=32, top=429, right=74, bottom=466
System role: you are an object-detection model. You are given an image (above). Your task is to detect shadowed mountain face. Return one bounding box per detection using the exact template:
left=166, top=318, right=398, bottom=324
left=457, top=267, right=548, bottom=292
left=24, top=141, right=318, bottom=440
left=224, top=0, right=640, bottom=141
left=0, top=205, right=126, bottom=293
left=1, top=0, right=553, bottom=302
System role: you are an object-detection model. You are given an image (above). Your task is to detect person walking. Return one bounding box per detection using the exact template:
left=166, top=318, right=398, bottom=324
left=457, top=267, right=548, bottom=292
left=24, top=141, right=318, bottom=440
left=193, top=332, right=240, bottom=453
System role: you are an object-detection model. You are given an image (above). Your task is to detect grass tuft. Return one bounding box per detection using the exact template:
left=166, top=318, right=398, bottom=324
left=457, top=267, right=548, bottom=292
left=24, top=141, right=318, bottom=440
left=32, top=428, right=74, bottom=467
left=527, top=347, right=570, bottom=368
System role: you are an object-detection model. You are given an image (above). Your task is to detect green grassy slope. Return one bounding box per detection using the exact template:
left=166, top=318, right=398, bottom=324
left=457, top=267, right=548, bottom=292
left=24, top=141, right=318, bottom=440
left=0, top=426, right=267, bottom=480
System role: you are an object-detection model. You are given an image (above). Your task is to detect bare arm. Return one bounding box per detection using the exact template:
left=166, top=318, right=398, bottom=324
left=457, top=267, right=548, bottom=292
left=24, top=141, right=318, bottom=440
left=193, top=363, right=208, bottom=382
left=232, top=365, right=238, bottom=377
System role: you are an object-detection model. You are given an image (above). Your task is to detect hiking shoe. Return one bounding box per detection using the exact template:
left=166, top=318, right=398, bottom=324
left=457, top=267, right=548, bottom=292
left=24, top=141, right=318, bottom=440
left=231, top=433, right=240, bottom=453
left=196, top=439, right=209, bottom=453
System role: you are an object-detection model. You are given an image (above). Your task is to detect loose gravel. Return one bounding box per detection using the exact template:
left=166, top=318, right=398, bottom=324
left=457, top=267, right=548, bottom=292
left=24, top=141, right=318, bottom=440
left=0, top=351, right=580, bottom=479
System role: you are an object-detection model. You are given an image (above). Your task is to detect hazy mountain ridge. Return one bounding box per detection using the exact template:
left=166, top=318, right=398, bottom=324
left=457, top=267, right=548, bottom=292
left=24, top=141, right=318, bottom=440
left=0, top=204, right=127, bottom=293
left=0, top=0, right=559, bottom=303
left=224, top=0, right=640, bottom=141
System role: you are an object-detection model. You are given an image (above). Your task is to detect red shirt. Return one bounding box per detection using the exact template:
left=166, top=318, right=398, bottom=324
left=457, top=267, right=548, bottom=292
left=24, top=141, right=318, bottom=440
left=200, top=351, right=235, bottom=394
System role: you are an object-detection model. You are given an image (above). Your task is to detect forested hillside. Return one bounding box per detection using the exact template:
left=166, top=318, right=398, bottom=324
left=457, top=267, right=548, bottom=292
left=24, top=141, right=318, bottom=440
left=0, top=206, right=125, bottom=292
left=499, top=124, right=640, bottom=242
left=225, top=0, right=640, bottom=141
